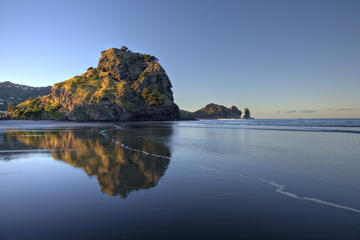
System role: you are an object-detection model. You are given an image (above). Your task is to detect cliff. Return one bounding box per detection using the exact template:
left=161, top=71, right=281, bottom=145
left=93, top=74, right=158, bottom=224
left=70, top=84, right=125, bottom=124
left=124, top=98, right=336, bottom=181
left=6, top=47, right=179, bottom=121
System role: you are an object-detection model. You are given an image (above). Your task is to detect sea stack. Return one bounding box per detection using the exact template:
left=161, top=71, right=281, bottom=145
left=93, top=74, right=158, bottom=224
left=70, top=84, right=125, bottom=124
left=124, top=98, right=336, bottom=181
left=6, top=47, right=180, bottom=121
left=243, top=107, right=251, bottom=119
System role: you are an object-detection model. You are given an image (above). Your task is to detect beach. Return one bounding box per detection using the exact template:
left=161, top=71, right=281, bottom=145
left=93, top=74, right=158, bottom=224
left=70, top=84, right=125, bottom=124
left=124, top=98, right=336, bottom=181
left=0, top=119, right=359, bottom=239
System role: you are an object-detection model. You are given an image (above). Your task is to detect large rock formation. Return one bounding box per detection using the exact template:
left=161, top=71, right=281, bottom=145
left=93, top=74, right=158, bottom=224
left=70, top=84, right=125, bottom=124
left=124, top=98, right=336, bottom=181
left=191, top=103, right=242, bottom=119
left=0, top=81, right=51, bottom=111
left=7, top=47, right=179, bottom=121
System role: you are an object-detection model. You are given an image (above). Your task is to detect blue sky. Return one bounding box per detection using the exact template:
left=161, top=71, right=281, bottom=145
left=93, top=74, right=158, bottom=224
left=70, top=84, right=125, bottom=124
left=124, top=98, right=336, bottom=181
left=0, top=0, right=359, bottom=118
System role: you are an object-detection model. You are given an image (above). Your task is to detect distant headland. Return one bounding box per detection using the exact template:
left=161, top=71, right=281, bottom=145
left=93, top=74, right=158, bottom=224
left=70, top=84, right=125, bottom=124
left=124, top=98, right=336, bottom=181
left=0, top=81, right=51, bottom=112
left=180, top=103, right=252, bottom=119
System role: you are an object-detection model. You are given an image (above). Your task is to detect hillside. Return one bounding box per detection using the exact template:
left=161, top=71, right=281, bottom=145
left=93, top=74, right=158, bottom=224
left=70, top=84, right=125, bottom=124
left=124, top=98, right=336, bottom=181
left=0, top=81, right=51, bottom=111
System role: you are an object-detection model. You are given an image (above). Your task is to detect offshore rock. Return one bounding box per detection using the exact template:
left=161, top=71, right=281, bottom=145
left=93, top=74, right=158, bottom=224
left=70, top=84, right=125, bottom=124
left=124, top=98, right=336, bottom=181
left=243, top=107, right=251, bottom=119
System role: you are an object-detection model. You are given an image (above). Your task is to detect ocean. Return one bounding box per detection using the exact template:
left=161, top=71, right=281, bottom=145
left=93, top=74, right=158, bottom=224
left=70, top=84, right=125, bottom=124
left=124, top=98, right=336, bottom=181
left=0, top=119, right=359, bottom=239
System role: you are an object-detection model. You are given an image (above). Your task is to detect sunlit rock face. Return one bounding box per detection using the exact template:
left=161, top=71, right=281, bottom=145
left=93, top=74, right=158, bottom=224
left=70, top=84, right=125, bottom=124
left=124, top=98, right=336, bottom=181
left=4, top=124, right=173, bottom=198
left=7, top=46, right=179, bottom=121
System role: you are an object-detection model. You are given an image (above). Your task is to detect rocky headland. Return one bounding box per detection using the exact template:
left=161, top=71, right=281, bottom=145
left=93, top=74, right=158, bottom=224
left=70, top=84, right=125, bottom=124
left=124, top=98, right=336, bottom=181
left=6, top=46, right=179, bottom=121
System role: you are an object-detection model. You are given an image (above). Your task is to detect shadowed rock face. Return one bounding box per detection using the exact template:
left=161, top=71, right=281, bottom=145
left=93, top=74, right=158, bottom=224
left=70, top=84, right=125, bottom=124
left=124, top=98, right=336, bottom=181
left=243, top=108, right=251, bottom=119
left=7, top=47, right=179, bottom=121
left=192, top=103, right=242, bottom=119
left=2, top=124, right=173, bottom=198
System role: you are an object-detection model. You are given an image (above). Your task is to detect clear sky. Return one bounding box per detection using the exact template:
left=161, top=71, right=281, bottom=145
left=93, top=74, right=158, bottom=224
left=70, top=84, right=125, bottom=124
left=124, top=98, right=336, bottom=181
left=0, top=0, right=359, bottom=118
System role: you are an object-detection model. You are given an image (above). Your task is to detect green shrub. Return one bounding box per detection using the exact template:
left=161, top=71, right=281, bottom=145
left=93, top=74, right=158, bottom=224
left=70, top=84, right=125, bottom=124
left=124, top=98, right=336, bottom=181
left=141, top=88, right=165, bottom=106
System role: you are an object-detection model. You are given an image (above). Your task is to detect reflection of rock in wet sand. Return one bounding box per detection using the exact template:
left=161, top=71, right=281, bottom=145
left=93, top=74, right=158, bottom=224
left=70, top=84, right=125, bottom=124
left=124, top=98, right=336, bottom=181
left=6, top=124, right=172, bottom=198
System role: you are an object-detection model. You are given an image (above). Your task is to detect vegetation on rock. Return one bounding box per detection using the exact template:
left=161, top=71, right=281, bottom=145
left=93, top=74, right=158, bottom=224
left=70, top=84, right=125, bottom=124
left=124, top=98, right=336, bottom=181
left=9, top=97, right=63, bottom=120
left=182, top=103, right=243, bottom=119
left=6, top=47, right=179, bottom=121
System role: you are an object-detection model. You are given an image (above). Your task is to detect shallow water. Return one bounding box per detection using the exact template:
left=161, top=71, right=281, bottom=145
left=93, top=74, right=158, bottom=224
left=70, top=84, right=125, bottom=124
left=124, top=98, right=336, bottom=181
left=0, top=119, right=359, bottom=239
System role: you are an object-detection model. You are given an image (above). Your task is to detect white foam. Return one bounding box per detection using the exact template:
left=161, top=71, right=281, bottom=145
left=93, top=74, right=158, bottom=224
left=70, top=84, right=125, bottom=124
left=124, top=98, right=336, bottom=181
left=197, top=167, right=360, bottom=214
left=149, top=153, right=170, bottom=159
left=259, top=178, right=301, bottom=199
left=259, top=178, right=360, bottom=214
left=99, top=128, right=170, bottom=159
left=115, top=141, right=170, bottom=159
left=302, top=197, right=360, bottom=214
